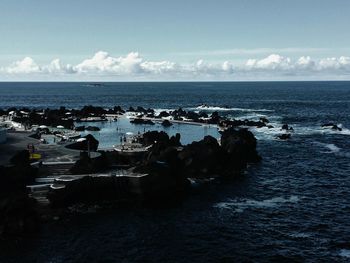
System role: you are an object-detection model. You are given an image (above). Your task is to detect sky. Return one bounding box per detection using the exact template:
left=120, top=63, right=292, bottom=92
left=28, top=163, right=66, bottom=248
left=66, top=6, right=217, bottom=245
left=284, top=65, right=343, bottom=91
left=0, top=0, right=350, bottom=81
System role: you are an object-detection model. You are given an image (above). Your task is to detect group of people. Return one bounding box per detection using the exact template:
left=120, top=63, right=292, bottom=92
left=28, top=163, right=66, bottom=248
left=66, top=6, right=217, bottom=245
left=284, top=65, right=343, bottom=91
left=119, top=135, right=127, bottom=144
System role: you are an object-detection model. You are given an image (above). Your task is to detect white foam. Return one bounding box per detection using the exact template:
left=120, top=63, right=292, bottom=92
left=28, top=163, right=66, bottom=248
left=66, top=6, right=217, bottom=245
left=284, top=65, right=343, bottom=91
left=313, top=142, right=342, bottom=154
left=319, top=124, right=350, bottom=136
left=214, top=196, right=299, bottom=213
left=249, top=125, right=285, bottom=141
left=289, top=232, right=311, bottom=239
left=234, top=113, right=268, bottom=120
left=191, top=105, right=273, bottom=112
left=250, top=122, right=350, bottom=138
left=324, top=144, right=341, bottom=153
left=153, top=108, right=174, bottom=116
left=339, top=249, right=350, bottom=258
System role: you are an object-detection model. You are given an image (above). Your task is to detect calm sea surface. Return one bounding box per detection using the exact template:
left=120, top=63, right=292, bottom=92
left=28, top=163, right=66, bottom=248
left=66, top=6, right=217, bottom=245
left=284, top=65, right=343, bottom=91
left=1, top=81, right=350, bottom=262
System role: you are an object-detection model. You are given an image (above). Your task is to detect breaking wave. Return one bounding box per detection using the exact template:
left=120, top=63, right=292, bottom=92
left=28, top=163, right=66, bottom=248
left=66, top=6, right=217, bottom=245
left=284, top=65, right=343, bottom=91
left=339, top=249, right=350, bottom=258
left=213, top=196, right=299, bottom=213
left=191, top=105, right=274, bottom=112
left=313, top=142, right=350, bottom=158
left=323, top=143, right=341, bottom=153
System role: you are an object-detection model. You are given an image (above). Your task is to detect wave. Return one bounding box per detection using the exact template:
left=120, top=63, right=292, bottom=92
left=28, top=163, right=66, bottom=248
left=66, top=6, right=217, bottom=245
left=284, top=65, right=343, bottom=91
left=251, top=123, right=350, bottom=141
left=191, top=105, right=274, bottom=112
left=318, top=124, right=350, bottom=136
left=324, top=143, right=341, bottom=153
left=214, top=196, right=299, bottom=213
left=339, top=249, right=350, bottom=258
left=313, top=141, right=350, bottom=158
left=288, top=232, right=312, bottom=239
left=313, top=142, right=341, bottom=153
left=153, top=108, right=175, bottom=115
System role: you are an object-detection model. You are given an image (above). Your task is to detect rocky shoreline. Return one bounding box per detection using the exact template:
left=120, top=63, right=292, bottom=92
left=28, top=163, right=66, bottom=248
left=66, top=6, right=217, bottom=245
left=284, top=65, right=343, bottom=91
left=0, top=104, right=300, bottom=237
left=0, top=104, right=341, bottom=237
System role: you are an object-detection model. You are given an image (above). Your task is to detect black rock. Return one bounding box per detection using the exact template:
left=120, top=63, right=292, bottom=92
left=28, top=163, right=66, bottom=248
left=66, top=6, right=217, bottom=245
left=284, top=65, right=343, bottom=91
left=161, top=120, right=173, bottom=127
left=220, top=128, right=262, bottom=164
left=74, top=125, right=85, bottom=131
left=260, top=117, right=269, bottom=123
left=281, top=124, right=293, bottom=131
left=281, top=124, right=289, bottom=130
left=66, top=134, right=99, bottom=151
left=332, top=125, right=342, bottom=131
left=86, top=126, right=100, bottom=131
left=136, top=106, right=147, bottom=113
left=321, top=123, right=342, bottom=131
left=277, top=134, right=291, bottom=140
left=130, top=118, right=155, bottom=125
left=178, top=136, right=225, bottom=178
left=113, top=106, right=125, bottom=114
left=158, top=111, right=170, bottom=118
left=141, top=131, right=172, bottom=146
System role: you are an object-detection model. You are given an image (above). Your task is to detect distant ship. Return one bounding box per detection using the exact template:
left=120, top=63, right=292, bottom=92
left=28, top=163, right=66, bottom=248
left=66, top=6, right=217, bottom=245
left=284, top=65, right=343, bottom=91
left=83, top=83, right=105, bottom=87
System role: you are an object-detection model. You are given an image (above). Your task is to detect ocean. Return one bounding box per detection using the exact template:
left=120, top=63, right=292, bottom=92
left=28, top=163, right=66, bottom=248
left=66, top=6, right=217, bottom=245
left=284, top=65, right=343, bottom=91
left=1, top=81, right=350, bottom=262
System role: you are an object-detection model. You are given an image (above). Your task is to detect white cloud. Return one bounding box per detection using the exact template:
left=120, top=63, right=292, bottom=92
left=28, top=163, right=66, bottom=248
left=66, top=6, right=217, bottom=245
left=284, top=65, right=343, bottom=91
left=5, top=57, right=40, bottom=74
left=296, top=56, right=315, bottom=69
left=141, top=61, right=177, bottom=74
left=222, top=61, right=234, bottom=73
left=1, top=51, right=350, bottom=80
left=74, top=51, right=175, bottom=75
left=318, top=56, right=350, bottom=70
left=243, top=54, right=350, bottom=76
left=43, top=59, right=75, bottom=74
left=245, top=54, right=292, bottom=70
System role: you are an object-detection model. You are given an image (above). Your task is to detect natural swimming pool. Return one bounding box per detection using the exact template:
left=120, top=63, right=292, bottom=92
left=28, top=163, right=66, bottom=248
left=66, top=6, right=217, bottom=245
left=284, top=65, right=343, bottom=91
left=78, top=116, right=220, bottom=149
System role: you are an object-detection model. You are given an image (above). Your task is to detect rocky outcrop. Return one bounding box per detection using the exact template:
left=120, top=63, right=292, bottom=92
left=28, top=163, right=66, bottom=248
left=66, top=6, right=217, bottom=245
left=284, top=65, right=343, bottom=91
left=139, top=128, right=261, bottom=180
left=260, top=117, right=269, bottom=123
left=12, top=108, right=74, bottom=129
left=220, top=128, right=261, bottom=164
left=66, top=134, right=99, bottom=151
left=321, top=123, right=342, bottom=131
left=85, top=126, right=100, bottom=131
left=277, top=134, right=291, bottom=140
left=161, top=120, right=173, bottom=127
left=74, top=125, right=85, bottom=131
left=6, top=105, right=129, bottom=130
left=178, top=136, right=225, bottom=178
left=141, top=131, right=181, bottom=147
left=130, top=118, right=155, bottom=125
left=157, top=111, right=170, bottom=118
left=48, top=127, right=261, bottom=207
left=281, top=124, right=294, bottom=131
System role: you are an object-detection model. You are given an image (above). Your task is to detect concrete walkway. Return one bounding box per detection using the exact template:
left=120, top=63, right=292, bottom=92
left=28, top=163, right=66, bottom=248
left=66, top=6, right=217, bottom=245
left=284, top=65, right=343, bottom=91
left=0, top=131, right=90, bottom=165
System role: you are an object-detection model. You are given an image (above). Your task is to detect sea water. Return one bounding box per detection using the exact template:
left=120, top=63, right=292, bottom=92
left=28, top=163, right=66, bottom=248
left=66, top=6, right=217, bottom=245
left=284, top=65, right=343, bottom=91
left=1, top=81, right=350, bottom=262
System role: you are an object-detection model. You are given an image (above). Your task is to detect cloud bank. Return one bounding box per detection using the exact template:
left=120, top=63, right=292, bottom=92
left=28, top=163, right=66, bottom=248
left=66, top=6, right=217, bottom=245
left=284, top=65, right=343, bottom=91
left=1, top=51, right=350, bottom=80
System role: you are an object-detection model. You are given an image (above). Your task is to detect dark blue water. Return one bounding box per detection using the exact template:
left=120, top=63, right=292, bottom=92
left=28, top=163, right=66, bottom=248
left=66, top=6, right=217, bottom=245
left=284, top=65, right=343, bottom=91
left=1, top=82, right=350, bottom=262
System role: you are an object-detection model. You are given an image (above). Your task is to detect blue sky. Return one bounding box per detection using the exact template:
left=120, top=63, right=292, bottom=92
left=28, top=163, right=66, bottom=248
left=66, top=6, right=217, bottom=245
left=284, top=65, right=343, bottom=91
left=0, top=0, right=350, bottom=80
